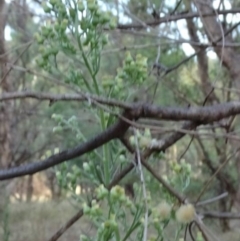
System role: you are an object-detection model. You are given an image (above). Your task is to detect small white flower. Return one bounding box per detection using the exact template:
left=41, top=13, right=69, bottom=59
left=176, top=204, right=195, bottom=223
left=158, top=201, right=172, bottom=220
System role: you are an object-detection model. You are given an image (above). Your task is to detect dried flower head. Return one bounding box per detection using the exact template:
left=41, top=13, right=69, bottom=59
left=176, top=204, right=195, bottom=223
left=158, top=201, right=172, bottom=220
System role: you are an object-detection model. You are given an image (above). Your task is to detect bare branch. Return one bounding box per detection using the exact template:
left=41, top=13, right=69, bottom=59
left=195, top=149, right=239, bottom=203
left=201, top=211, right=240, bottom=219
left=0, top=91, right=132, bottom=109
left=141, top=102, right=240, bottom=123
left=0, top=110, right=134, bottom=180
left=117, top=9, right=240, bottom=30
left=2, top=97, right=240, bottom=180
left=4, top=92, right=240, bottom=123
left=0, top=42, right=32, bottom=84
left=134, top=129, right=149, bottom=241
left=196, top=192, right=228, bottom=207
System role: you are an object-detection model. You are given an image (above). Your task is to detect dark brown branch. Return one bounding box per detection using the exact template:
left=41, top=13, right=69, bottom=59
left=3, top=92, right=240, bottom=123
left=141, top=102, right=240, bottom=123
left=117, top=9, right=240, bottom=29
left=0, top=110, right=134, bottom=180
left=170, top=0, right=183, bottom=15
left=192, top=220, right=209, bottom=241
left=2, top=99, right=240, bottom=179
left=0, top=91, right=132, bottom=109
left=201, top=211, right=240, bottom=219
left=120, top=136, right=135, bottom=153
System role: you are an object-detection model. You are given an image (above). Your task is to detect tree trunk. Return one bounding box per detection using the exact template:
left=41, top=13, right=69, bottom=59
left=26, top=175, right=33, bottom=202
left=0, top=0, right=12, bottom=168
left=194, top=0, right=240, bottom=214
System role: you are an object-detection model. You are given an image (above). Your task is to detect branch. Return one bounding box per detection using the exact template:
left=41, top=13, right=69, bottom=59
left=141, top=101, right=240, bottom=123
left=195, top=149, right=239, bottom=203
left=196, top=192, right=228, bottom=207
left=133, top=129, right=149, bottom=241
left=0, top=110, right=134, bottom=180
left=117, top=9, right=240, bottom=29
left=0, top=91, right=132, bottom=109
left=3, top=92, right=240, bottom=123
left=2, top=98, right=240, bottom=179
left=201, top=211, right=240, bottom=219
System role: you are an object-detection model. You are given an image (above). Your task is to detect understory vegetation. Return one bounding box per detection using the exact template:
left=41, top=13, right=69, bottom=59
left=1, top=0, right=240, bottom=241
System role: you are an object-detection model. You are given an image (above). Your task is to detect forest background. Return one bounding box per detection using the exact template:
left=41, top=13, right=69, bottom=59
left=1, top=0, right=240, bottom=241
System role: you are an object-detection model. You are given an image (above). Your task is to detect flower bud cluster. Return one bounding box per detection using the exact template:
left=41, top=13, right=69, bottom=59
left=56, top=163, right=81, bottom=191
left=170, top=159, right=191, bottom=175
left=83, top=199, right=102, bottom=217
left=95, top=184, right=108, bottom=200
left=129, top=128, right=152, bottom=150
left=116, top=52, right=148, bottom=86
left=36, top=0, right=115, bottom=74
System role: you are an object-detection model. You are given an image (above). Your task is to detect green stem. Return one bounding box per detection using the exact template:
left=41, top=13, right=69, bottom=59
left=74, top=6, right=110, bottom=185
left=114, top=226, right=121, bottom=241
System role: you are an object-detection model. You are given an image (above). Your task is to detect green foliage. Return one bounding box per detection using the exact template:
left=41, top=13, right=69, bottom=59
left=29, top=0, right=237, bottom=239
left=5, top=0, right=240, bottom=240
left=33, top=0, right=198, bottom=240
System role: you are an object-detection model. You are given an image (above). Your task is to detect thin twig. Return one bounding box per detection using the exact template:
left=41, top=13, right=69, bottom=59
left=142, top=160, right=185, bottom=203
left=0, top=42, right=32, bottom=84
left=194, top=216, right=219, bottom=241
left=48, top=209, right=84, bottom=241
left=134, top=128, right=149, bottom=241
left=0, top=91, right=132, bottom=109
left=195, top=149, right=240, bottom=203
left=5, top=92, right=240, bottom=125
left=196, top=192, right=228, bottom=206
left=113, top=31, right=240, bottom=47
left=117, top=8, right=240, bottom=29
left=170, top=0, right=183, bottom=15
left=201, top=211, right=240, bottom=219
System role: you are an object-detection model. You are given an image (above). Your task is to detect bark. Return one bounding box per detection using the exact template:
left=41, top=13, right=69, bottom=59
left=194, top=0, right=240, bottom=85
left=194, top=0, right=240, bottom=223
left=185, top=2, right=219, bottom=104
left=124, top=183, right=135, bottom=199
left=194, top=0, right=240, bottom=217
left=26, top=175, right=33, bottom=202
left=46, top=170, right=61, bottom=200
